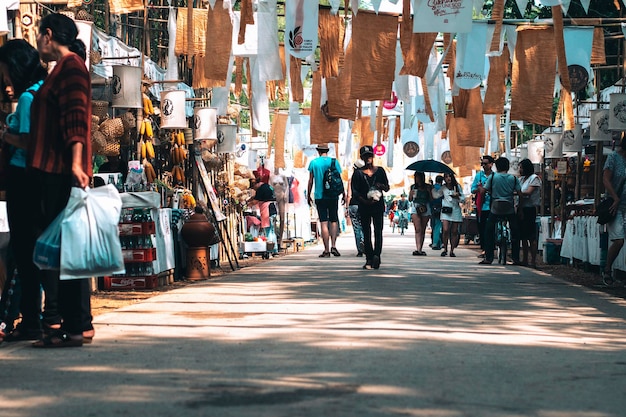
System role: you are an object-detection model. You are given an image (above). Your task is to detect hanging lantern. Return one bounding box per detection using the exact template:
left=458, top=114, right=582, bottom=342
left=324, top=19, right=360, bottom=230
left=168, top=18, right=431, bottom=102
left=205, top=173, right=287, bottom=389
left=193, top=107, right=218, bottom=140
left=609, top=93, right=626, bottom=130
left=111, top=66, right=142, bottom=109
left=562, top=123, right=582, bottom=153
left=216, top=124, right=238, bottom=153
left=590, top=109, right=612, bottom=142
left=527, top=140, right=544, bottom=164
left=160, top=90, right=187, bottom=129
left=543, top=132, right=563, bottom=159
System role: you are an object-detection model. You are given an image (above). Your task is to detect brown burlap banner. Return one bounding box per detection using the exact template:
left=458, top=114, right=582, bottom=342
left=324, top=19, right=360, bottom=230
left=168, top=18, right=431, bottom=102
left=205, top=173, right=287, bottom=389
left=109, top=0, right=143, bottom=15
left=399, top=0, right=436, bottom=77
left=421, top=77, right=435, bottom=123
left=204, top=0, right=233, bottom=84
left=318, top=9, right=343, bottom=79
left=238, top=0, right=254, bottom=45
left=349, top=12, right=398, bottom=101
left=270, top=112, right=288, bottom=168
left=176, top=8, right=207, bottom=57
left=452, top=88, right=470, bottom=119
left=310, top=71, right=339, bottom=145
left=483, top=47, right=509, bottom=115
left=455, top=87, right=484, bottom=147
left=376, top=104, right=384, bottom=145
left=192, top=57, right=215, bottom=89
left=290, top=56, right=304, bottom=103
left=326, top=39, right=357, bottom=120
left=510, top=26, right=556, bottom=126
left=552, top=6, right=574, bottom=130
left=489, top=0, right=505, bottom=53
left=294, top=149, right=304, bottom=169
left=235, top=57, right=244, bottom=97
left=591, top=27, right=606, bottom=65
left=449, top=117, right=482, bottom=173
left=359, top=116, right=375, bottom=149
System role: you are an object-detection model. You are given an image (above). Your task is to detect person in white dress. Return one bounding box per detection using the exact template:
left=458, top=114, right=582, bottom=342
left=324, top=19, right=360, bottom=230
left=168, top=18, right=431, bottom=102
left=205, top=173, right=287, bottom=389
left=435, top=172, right=464, bottom=257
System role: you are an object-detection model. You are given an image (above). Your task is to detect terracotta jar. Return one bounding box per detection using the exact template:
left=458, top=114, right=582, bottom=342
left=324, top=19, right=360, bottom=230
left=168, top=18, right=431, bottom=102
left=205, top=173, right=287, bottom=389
left=180, top=211, right=220, bottom=248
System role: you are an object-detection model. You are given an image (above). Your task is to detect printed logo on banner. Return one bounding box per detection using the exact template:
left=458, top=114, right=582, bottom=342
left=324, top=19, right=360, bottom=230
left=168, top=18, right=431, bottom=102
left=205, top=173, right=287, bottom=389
left=217, top=128, right=225, bottom=145
left=194, top=115, right=201, bottom=130
left=429, top=0, right=464, bottom=17
left=285, top=0, right=318, bottom=58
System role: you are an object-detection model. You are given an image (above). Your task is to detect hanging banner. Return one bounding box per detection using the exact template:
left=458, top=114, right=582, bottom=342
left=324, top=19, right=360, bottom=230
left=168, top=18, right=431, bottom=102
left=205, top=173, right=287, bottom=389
left=564, top=27, right=594, bottom=92
left=589, top=109, right=611, bottom=142
left=455, top=22, right=488, bottom=89
left=285, top=0, right=319, bottom=59
left=413, top=0, right=473, bottom=34
left=527, top=139, right=544, bottom=164
left=562, top=123, right=582, bottom=153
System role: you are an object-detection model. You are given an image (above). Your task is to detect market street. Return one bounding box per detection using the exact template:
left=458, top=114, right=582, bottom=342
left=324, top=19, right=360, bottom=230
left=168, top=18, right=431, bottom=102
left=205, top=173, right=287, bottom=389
left=2, top=228, right=626, bottom=417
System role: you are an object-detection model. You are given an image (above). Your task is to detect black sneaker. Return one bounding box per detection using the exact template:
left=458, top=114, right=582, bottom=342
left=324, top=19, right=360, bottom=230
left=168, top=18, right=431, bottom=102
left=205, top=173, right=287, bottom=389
left=372, top=255, right=381, bottom=269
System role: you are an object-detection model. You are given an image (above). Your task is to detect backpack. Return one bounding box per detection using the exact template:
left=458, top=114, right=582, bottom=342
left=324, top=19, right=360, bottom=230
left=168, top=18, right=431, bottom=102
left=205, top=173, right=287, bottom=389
left=322, top=158, right=343, bottom=198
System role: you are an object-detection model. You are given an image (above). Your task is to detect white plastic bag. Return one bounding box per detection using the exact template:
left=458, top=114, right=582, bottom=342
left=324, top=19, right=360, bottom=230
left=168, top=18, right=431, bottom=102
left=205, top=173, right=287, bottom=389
left=33, top=211, right=65, bottom=271
left=60, top=185, right=125, bottom=280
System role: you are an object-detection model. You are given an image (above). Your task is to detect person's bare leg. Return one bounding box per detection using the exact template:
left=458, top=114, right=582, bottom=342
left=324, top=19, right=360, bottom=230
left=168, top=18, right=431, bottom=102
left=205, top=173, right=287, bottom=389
left=606, top=239, right=624, bottom=275
left=441, top=220, right=449, bottom=253
left=412, top=214, right=420, bottom=251
left=450, top=223, right=459, bottom=255
left=329, top=221, right=339, bottom=249
left=320, top=221, right=330, bottom=253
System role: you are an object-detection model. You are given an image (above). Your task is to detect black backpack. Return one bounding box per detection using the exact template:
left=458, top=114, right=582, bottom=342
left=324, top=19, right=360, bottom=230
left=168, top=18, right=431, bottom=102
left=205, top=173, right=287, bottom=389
left=322, top=158, right=343, bottom=198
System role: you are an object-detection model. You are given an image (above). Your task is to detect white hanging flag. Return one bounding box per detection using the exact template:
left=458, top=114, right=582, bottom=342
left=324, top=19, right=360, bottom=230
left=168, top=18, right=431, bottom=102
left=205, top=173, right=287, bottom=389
left=208, top=0, right=217, bottom=9
left=580, top=0, right=590, bottom=13
left=455, top=22, right=488, bottom=89
left=413, top=0, right=473, bottom=33
left=257, top=0, right=283, bottom=81
left=351, top=0, right=359, bottom=15
left=329, top=0, right=340, bottom=14
left=285, top=0, right=319, bottom=58
left=563, top=26, right=594, bottom=86
left=514, top=0, right=528, bottom=16
left=472, top=0, right=485, bottom=13
left=371, top=0, right=382, bottom=13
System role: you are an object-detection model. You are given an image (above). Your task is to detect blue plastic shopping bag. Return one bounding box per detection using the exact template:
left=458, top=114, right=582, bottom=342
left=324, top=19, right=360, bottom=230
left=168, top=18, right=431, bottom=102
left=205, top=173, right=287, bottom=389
left=33, top=211, right=65, bottom=270
left=60, top=185, right=125, bottom=280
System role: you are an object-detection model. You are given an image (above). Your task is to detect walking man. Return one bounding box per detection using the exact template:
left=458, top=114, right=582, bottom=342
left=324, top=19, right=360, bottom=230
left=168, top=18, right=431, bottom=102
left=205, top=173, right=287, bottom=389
left=307, top=144, right=345, bottom=257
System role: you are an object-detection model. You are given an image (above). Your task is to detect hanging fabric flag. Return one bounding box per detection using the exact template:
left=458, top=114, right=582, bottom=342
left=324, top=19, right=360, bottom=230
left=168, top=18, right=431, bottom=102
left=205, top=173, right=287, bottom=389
left=580, top=0, right=590, bottom=13
left=552, top=6, right=574, bottom=131
left=351, top=0, right=359, bottom=15
left=371, top=0, right=382, bottom=13
left=310, top=71, right=339, bottom=144
left=515, top=0, right=529, bottom=16
left=250, top=56, right=271, bottom=132
left=271, top=112, right=288, bottom=168
left=238, top=0, right=254, bottom=44
left=109, top=0, right=143, bottom=14
left=483, top=47, right=509, bottom=115
left=454, top=87, right=484, bottom=147
left=591, top=27, right=606, bottom=65
left=204, top=0, right=233, bottom=86
left=454, top=22, right=488, bottom=90
left=329, top=0, right=341, bottom=14
left=488, top=0, right=505, bottom=54
left=257, top=0, right=283, bottom=82
left=319, top=9, right=343, bottom=78
left=413, top=0, right=473, bottom=33
left=208, top=0, right=217, bottom=9
left=326, top=43, right=357, bottom=120
left=175, top=7, right=207, bottom=57
left=165, top=5, right=179, bottom=83
left=505, top=25, right=518, bottom=58
left=400, top=0, right=437, bottom=77
left=563, top=26, right=594, bottom=90
left=289, top=55, right=304, bottom=102
left=285, top=0, right=319, bottom=59
left=473, top=0, right=485, bottom=13
left=387, top=117, right=395, bottom=167
left=510, top=26, right=556, bottom=127
left=349, top=11, right=398, bottom=101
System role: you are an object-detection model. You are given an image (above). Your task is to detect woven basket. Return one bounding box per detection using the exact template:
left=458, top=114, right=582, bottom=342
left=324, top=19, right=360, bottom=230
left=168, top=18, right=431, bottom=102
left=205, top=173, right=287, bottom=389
left=91, top=130, right=106, bottom=154
left=75, top=9, right=94, bottom=22
left=120, top=111, right=136, bottom=130
left=89, top=50, right=101, bottom=65
left=92, top=100, right=109, bottom=121
left=103, top=138, right=120, bottom=157
left=59, top=10, right=75, bottom=20
left=99, top=118, right=124, bottom=138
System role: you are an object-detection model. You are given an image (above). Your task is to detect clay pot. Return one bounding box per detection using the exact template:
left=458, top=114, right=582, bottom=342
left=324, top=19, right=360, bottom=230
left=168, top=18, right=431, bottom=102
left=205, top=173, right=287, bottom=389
left=181, top=213, right=220, bottom=247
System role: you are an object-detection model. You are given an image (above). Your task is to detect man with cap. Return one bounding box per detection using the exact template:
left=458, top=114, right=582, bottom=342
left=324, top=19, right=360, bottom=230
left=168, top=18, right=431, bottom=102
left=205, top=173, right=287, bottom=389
left=350, top=145, right=390, bottom=269
left=307, top=143, right=345, bottom=257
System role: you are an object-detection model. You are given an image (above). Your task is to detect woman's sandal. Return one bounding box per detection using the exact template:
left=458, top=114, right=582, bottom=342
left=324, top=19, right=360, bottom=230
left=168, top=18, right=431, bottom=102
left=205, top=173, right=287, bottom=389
left=4, top=325, right=42, bottom=342
left=83, top=329, right=95, bottom=344
left=319, top=252, right=330, bottom=258
left=32, top=330, right=83, bottom=348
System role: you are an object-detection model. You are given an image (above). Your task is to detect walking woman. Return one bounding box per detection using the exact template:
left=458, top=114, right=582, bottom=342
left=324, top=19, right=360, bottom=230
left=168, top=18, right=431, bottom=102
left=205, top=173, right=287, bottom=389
left=517, top=158, right=542, bottom=268
left=437, top=172, right=464, bottom=257
left=601, top=135, right=626, bottom=285
left=0, top=40, right=48, bottom=341
left=409, top=172, right=432, bottom=256
left=351, top=146, right=389, bottom=269
left=29, top=13, right=93, bottom=347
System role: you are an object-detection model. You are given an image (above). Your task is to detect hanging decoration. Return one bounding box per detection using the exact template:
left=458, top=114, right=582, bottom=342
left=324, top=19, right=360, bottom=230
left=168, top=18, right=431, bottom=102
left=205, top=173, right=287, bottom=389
left=590, top=109, right=611, bottom=142
left=285, top=0, right=319, bottom=59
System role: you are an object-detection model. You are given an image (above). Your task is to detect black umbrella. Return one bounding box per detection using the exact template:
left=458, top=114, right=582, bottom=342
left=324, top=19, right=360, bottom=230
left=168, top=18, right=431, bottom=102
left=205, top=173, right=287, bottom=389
left=406, top=159, right=454, bottom=175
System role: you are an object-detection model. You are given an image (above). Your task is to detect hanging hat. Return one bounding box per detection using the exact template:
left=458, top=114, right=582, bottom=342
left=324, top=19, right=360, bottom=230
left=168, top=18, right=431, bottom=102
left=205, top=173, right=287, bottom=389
left=360, top=145, right=374, bottom=158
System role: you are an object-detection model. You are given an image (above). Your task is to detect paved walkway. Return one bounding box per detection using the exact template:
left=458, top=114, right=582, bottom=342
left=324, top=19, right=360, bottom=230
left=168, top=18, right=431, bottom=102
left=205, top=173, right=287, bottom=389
left=3, top=228, right=626, bottom=417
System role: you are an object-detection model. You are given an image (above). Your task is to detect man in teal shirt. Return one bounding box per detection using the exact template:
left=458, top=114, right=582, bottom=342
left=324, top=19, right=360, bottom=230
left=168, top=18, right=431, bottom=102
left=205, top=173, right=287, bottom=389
left=307, top=144, right=345, bottom=257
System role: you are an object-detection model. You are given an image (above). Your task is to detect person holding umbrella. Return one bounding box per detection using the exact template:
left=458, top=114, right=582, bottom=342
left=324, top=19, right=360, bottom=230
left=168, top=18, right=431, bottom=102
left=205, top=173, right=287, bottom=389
left=408, top=171, right=432, bottom=256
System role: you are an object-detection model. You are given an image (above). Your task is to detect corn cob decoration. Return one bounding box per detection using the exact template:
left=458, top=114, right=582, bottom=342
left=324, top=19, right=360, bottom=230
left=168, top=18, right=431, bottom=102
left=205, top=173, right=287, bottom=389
left=170, top=130, right=187, bottom=185
left=142, top=94, right=154, bottom=115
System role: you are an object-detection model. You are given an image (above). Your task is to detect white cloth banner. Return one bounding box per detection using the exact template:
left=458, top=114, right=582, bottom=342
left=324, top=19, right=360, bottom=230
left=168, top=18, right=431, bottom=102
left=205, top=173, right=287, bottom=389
left=285, top=0, right=318, bottom=58
left=257, top=0, right=283, bottom=81
left=515, top=0, right=529, bottom=16
left=423, top=122, right=438, bottom=160
left=580, top=0, right=590, bottom=13
left=165, top=7, right=179, bottom=84
left=250, top=56, right=271, bottom=132
left=232, top=11, right=258, bottom=57
left=387, top=117, right=395, bottom=167
left=455, top=22, right=488, bottom=89
left=505, top=25, right=517, bottom=61
left=351, top=0, right=359, bottom=15
left=564, top=26, right=594, bottom=80
left=329, top=0, right=340, bottom=14
left=371, top=0, right=382, bottom=13
left=413, top=0, right=473, bottom=34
